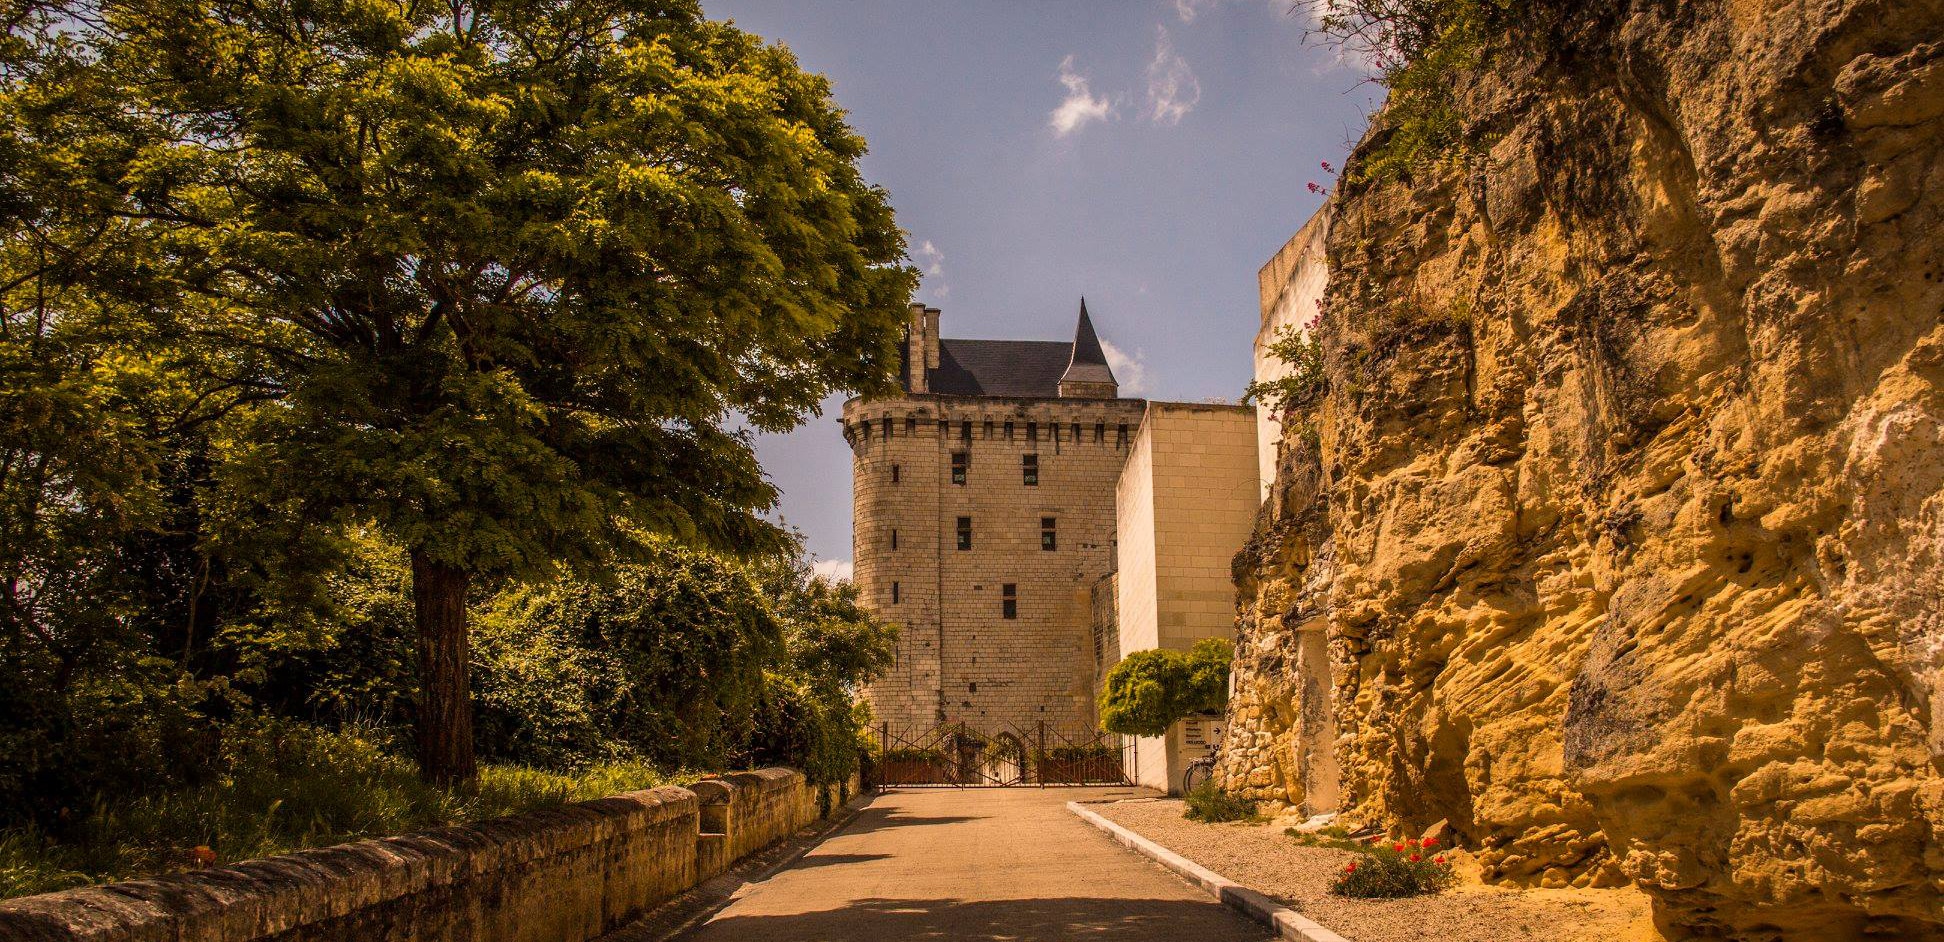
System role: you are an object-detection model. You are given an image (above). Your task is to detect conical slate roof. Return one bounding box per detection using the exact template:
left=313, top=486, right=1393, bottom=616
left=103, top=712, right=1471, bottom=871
left=1060, top=298, right=1117, bottom=388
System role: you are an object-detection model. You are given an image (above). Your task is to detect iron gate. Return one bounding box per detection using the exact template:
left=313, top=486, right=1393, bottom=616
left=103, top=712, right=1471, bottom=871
left=867, top=721, right=1131, bottom=787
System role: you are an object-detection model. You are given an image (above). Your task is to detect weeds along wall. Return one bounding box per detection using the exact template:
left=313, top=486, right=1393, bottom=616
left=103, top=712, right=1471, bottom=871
left=0, top=768, right=851, bottom=942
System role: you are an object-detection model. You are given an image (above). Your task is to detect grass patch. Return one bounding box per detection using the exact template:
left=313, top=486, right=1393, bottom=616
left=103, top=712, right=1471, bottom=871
left=0, top=723, right=687, bottom=900
left=1181, top=782, right=1259, bottom=823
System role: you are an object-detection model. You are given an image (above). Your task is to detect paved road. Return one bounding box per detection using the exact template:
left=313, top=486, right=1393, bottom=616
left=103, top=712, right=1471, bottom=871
left=675, top=787, right=1270, bottom=942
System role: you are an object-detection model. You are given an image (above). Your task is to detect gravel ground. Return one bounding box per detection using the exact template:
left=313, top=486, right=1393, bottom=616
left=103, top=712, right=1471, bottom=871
left=1093, top=799, right=1659, bottom=942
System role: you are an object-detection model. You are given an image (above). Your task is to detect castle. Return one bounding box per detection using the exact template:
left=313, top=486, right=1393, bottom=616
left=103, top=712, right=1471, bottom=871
left=844, top=300, right=1261, bottom=790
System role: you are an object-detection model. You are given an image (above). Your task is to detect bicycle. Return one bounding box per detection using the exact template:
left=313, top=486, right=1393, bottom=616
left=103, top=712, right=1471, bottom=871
left=1181, top=754, right=1218, bottom=793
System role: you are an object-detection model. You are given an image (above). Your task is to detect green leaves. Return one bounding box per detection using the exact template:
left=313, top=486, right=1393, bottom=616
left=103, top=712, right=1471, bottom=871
left=1099, top=638, right=1233, bottom=737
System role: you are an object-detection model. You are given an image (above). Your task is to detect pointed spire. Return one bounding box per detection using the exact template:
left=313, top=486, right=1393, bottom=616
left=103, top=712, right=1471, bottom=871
left=1060, top=297, right=1118, bottom=397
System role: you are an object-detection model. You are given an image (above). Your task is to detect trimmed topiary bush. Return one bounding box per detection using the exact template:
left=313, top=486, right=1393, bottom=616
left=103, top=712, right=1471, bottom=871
left=1098, top=638, right=1232, bottom=737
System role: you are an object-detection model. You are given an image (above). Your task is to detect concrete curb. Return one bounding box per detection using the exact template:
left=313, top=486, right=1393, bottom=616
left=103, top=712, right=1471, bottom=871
left=1067, top=801, right=1353, bottom=942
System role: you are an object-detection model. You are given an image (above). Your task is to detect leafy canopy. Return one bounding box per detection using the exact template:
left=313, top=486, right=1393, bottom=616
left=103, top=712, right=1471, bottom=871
left=87, top=0, right=917, bottom=575
left=1098, top=638, right=1232, bottom=738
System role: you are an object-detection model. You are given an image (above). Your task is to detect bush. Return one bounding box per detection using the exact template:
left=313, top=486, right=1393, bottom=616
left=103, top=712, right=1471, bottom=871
left=0, top=722, right=677, bottom=899
left=1329, top=837, right=1457, bottom=898
left=1182, top=782, right=1258, bottom=823
left=1099, top=639, right=1231, bottom=737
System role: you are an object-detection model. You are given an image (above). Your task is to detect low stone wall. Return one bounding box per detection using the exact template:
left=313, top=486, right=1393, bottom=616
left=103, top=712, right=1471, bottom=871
left=0, top=767, right=849, bottom=942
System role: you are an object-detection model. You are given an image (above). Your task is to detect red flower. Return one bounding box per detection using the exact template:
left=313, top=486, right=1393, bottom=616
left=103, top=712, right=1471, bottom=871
left=1344, top=862, right=1357, bottom=873
left=1421, top=837, right=1437, bottom=849
left=191, top=846, right=216, bottom=867
left=1321, top=160, right=1335, bottom=173
left=1409, top=853, right=1421, bottom=862
left=1393, top=842, right=1406, bottom=852
left=1434, top=856, right=1446, bottom=864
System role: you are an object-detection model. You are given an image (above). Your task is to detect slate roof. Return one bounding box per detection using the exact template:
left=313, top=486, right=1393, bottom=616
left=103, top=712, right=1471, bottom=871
left=909, top=300, right=1120, bottom=398
left=927, top=339, right=1075, bottom=397
left=1059, top=300, right=1116, bottom=388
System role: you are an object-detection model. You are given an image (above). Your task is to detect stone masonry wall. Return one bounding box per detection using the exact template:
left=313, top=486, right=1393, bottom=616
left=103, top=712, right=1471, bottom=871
left=0, top=768, right=846, bottom=942
left=847, top=394, right=1147, bottom=741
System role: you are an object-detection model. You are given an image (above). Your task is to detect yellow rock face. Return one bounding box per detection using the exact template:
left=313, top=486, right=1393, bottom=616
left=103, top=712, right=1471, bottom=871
left=1220, top=3, right=1944, bottom=939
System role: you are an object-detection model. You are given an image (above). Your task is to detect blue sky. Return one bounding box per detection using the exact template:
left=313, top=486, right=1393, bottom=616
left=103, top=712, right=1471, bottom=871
left=702, top=0, right=1378, bottom=575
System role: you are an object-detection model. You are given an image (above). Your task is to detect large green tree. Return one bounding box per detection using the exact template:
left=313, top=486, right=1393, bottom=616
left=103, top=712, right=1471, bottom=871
left=64, top=0, right=911, bottom=783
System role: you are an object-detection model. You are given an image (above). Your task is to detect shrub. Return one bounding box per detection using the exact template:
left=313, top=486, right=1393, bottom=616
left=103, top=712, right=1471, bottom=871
left=0, top=721, right=678, bottom=900
left=1329, top=837, right=1457, bottom=898
left=1182, top=782, right=1258, bottom=823
left=1099, top=639, right=1232, bottom=737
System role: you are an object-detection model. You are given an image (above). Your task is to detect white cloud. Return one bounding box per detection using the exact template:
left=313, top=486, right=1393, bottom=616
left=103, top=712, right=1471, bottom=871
left=1049, top=55, right=1115, bottom=137
left=1101, top=339, right=1151, bottom=396
left=811, top=559, right=854, bottom=583
left=915, top=239, right=949, bottom=300
left=1174, top=0, right=1218, bottom=22
left=1146, top=26, right=1201, bottom=125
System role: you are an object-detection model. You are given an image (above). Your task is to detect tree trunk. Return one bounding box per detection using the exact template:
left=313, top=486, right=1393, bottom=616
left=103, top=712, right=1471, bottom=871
left=411, top=551, right=477, bottom=787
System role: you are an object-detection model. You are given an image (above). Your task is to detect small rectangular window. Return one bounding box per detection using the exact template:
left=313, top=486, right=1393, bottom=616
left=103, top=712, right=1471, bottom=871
left=960, top=420, right=972, bottom=442
left=1094, top=422, right=1105, bottom=443
left=1022, top=453, right=1039, bottom=486
left=905, top=416, right=916, bottom=433
left=892, top=581, right=901, bottom=604
left=1041, top=517, right=1057, bottom=551
left=951, top=451, right=968, bottom=485
left=939, top=419, right=950, bottom=436
left=1027, top=421, right=1038, bottom=442
left=891, top=528, right=899, bottom=550
left=891, top=464, right=901, bottom=483
left=984, top=418, right=994, bottom=438
left=882, top=416, right=893, bottom=439
left=1117, top=423, right=1130, bottom=446
left=957, top=517, right=973, bottom=551
left=1002, top=583, right=1017, bottom=619
left=1071, top=422, right=1082, bottom=442
left=1004, top=420, right=1015, bottom=440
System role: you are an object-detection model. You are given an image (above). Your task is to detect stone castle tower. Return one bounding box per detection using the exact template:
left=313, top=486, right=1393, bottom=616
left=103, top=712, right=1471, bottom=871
left=843, top=301, right=1147, bottom=739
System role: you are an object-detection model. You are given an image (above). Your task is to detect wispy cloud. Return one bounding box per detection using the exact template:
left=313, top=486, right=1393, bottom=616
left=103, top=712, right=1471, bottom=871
left=915, top=239, right=949, bottom=299
left=1174, top=0, right=1216, bottom=22
left=1101, top=339, right=1151, bottom=396
left=811, top=559, right=854, bottom=583
left=1146, top=26, right=1201, bottom=125
left=1049, top=55, right=1115, bottom=137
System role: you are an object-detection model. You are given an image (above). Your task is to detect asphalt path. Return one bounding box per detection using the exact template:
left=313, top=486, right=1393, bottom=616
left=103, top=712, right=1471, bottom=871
left=673, top=787, right=1271, bottom=942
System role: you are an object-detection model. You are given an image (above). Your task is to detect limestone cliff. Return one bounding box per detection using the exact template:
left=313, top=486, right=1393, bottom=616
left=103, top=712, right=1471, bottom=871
left=1217, top=2, right=1944, bottom=938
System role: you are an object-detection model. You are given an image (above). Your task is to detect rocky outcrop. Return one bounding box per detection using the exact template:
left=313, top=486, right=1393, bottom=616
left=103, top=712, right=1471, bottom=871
left=1218, top=2, right=1944, bottom=939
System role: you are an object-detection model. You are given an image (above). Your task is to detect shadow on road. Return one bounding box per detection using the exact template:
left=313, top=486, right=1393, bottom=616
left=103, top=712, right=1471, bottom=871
left=688, top=896, right=1270, bottom=941
left=785, top=853, right=893, bottom=870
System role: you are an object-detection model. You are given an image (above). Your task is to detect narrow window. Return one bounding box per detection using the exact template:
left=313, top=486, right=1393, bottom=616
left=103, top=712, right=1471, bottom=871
left=1071, top=422, right=1082, bottom=442
left=1004, top=420, right=1015, bottom=440
left=891, top=528, right=899, bottom=550
left=960, top=419, right=972, bottom=442
left=939, top=419, right=950, bottom=436
left=1117, top=423, right=1129, bottom=446
left=891, top=463, right=901, bottom=484
left=957, top=517, right=973, bottom=551
left=882, top=416, right=893, bottom=439
left=984, top=418, right=994, bottom=438
left=1094, top=422, right=1105, bottom=443
left=951, top=451, right=968, bottom=485
left=1002, top=583, right=1017, bottom=619
left=1027, top=421, right=1038, bottom=442
left=905, top=416, right=916, bottom=434
left=1041, top=517, right=1057, bottom=551
left=1022, top=453, right=1039, bottom=486
left=892, top=581, right=901, bottom=604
